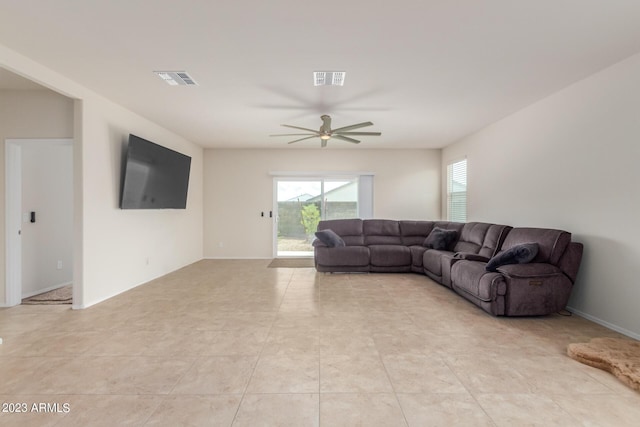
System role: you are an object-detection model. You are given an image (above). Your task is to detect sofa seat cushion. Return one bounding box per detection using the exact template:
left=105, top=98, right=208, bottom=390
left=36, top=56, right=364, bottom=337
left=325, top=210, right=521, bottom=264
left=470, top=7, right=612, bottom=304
left=451, top=260, right=506, bottom=301
left=423, top=249, right=455, bottom=276
left=315, top=246, right=370, bottom=267
left=496, top=263, right=563, bottom=278
left=369, top=245, right=411, bottom=267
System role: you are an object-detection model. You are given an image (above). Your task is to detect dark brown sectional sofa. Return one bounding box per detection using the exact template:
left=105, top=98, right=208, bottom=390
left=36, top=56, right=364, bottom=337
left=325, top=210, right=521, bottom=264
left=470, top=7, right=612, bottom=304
left=313, top=219, right=583, bottom=316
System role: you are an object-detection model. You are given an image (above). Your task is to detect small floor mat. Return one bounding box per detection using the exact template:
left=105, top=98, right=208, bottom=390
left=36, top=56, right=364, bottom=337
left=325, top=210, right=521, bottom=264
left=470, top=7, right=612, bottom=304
left=567, top=337, right=640, bottom=392
left=268, top=258, right=316, bottom=268
left=22, top=285, right=72, bottom=305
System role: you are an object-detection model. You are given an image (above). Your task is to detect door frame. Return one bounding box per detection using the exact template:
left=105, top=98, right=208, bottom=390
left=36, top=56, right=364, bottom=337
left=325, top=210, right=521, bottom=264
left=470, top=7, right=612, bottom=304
left=271, top=172, right=371, bottom=258
left=273, top=176, right=324, bottom=258
left=4, top=138, right=73, bottom=306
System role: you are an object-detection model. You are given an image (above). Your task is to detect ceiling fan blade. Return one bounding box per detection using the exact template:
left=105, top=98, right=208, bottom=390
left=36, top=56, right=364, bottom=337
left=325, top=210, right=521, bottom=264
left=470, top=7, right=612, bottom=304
left=336, top=131, right=382, bottom=136
left=287, top=136, right=318, bottom=144
left=270, top=133, right=316, bottom=137
left=332, top=135, right=361, bottom=144
left=281, top=124, right=320, bottom=133
left=330, top=121, right=373, bottom=133
left=321, top=139, right=328, bottom=148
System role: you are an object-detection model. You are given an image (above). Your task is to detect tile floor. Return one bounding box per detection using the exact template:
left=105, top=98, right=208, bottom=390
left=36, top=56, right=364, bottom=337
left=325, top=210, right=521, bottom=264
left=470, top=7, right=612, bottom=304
left=0, top=259, right=639, bottom=426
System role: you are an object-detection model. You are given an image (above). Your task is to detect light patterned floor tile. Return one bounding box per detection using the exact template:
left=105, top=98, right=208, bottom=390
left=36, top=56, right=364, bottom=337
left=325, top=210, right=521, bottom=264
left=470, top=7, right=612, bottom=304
left=0, top=260, right=638, bottom=427
left=320, top=393, right=407, bottom=427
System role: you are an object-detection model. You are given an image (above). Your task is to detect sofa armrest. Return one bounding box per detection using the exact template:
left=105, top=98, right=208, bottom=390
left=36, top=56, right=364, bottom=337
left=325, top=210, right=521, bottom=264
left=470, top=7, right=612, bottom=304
left=496, top=263, right=562, bottom=278
left=453, top=252, right=490, bottom=262
left=312, top=239, right=327, bottom=248
left=557, top=242, right=583, bottom=283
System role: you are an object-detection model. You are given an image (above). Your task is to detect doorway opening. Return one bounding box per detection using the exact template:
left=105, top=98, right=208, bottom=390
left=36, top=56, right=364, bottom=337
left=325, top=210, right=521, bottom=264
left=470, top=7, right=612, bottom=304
left=5, top=138, right=74, bottom=306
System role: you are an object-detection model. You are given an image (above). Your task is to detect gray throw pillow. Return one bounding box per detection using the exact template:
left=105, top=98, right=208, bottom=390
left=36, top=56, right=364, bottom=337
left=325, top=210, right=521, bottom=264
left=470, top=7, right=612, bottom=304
left=314, top=229, right=346, bottom=247
left=423, top=228, right=458, bottom=250
left=486, top=243, right=539, bottom=272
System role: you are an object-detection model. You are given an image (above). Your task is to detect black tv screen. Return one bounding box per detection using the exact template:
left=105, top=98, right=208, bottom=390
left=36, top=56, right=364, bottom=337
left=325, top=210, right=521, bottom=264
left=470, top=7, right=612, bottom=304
left=120, top=134, right=191, bottom=209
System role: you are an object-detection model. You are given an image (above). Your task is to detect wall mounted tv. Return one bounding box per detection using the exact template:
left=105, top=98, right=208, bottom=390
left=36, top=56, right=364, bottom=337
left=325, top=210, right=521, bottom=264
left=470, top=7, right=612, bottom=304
left=119, top=134, right=191, bottom=209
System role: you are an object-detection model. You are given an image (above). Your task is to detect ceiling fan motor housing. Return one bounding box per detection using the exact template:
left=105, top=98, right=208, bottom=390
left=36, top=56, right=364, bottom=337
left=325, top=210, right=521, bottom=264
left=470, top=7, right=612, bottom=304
left=320, top=115, right=332, bottom=137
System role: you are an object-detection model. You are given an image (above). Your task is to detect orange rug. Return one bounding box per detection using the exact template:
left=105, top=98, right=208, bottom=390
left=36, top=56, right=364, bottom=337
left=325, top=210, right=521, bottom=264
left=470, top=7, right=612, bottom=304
left=568, top=337, right=640, bottom=392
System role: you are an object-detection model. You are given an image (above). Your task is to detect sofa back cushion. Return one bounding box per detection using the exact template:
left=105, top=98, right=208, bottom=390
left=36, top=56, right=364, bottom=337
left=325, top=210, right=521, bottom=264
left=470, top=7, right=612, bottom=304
left=449, top=222, right=512, bottom=257
left=478, top=224, right=513, bottom=258
left=454, top=222, right=491, bottom=254
left=500, top=227, right=571, bottom=265
left=399, top=221, right=435, bottom=246
left=364, top=219, right=402, bottom=245
left=317, top=219, right=364, bottom=246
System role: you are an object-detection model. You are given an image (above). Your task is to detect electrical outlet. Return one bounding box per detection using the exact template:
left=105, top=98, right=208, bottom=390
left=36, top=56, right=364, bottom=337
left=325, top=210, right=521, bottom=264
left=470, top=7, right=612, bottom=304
left=219, top=242, right=224, bottom=248
left=57, top=260, right=63, bottom=270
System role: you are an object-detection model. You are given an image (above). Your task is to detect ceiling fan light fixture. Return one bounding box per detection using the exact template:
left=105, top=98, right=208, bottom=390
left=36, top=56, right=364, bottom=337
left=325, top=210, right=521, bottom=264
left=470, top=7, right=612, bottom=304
left=313, top=71, right=346, bottom=86
left=320, top=134, right=331, bottom=140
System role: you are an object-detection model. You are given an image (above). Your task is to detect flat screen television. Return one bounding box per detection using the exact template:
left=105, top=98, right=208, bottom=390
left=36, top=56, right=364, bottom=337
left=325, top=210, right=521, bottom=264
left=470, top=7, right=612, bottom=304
left=119, top=134, right=191, bottom=209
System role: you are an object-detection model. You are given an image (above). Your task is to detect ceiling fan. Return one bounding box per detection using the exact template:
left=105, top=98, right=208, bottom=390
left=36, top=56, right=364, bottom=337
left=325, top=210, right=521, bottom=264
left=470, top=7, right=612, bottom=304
left=270, top=115, right=381, bottom=147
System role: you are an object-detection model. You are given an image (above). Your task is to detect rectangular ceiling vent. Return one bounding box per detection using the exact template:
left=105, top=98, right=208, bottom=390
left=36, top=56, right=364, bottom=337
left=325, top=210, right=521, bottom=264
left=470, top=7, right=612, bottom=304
left=313, top=71, right=346, bottom=86
left=154, top=71, right=198, bottom=86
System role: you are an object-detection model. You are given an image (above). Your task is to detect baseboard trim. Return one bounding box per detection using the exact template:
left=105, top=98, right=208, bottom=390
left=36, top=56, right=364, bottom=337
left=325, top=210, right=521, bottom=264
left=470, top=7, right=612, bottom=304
left=79, top=276, right=160, bottom=310
left=567, top=305, right=640, bottom=340
left=21, top=281, right=72, bottom=299
left=203, top=257, right=272, bottom=260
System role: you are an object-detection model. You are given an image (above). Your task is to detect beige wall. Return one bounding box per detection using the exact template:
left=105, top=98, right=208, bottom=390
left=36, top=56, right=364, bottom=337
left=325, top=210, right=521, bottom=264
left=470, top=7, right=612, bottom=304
left=443, top=53, right=640, bottom=339
left=204, top=148, right=441, bottom=258
left=0, top=89, right=74, bottom=305
left=1, top=44, right=204, bottom=308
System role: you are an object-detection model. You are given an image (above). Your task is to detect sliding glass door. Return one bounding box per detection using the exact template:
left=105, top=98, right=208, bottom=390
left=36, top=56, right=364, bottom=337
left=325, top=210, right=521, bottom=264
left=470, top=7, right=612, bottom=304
left=275, top=177, right=359, bottom=257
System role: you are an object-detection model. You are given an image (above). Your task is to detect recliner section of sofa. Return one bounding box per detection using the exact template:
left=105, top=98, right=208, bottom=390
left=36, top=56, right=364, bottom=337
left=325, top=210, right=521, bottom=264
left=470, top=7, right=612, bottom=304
left=364, top=220, right=412, bottom=273
left=313, top=218, right=583, bottom=316
left=313, top=218, right=369, bottom=273
left=450, top=227, right=583, bottom=316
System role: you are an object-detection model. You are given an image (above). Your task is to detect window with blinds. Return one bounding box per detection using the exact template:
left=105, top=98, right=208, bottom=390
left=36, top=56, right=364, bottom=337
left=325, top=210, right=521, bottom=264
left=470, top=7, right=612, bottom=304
left=447, top=159, right=467, bottom=222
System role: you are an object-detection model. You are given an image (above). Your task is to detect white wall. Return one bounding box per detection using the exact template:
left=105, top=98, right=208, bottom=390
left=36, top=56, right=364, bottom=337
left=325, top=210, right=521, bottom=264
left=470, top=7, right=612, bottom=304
left=204, top=148, right=441, bottom=258
left=443, top=53, right=640, bottom=339
left=1, top=44, right=204, bottom=308
left=79, top=98, right=204, bottom=307
left=0, top=89, right=74, bottom=305
left=21, top=142, right=73, bottom=297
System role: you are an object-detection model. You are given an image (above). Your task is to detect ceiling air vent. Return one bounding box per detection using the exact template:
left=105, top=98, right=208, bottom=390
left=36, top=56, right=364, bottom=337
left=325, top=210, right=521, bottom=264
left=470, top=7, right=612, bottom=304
left=154, top=71, right=198, bottom=86
left=313, top=71, right=346, bottom=86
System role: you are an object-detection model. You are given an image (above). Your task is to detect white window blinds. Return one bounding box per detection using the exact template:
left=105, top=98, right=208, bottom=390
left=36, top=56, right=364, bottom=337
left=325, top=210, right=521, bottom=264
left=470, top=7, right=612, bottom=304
left=447, top=159, right=467, bottom=222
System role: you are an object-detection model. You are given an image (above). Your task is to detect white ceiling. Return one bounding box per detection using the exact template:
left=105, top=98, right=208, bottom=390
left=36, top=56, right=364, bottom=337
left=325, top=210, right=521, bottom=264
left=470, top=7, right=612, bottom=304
left=1, top=1, right=640, bottom=149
